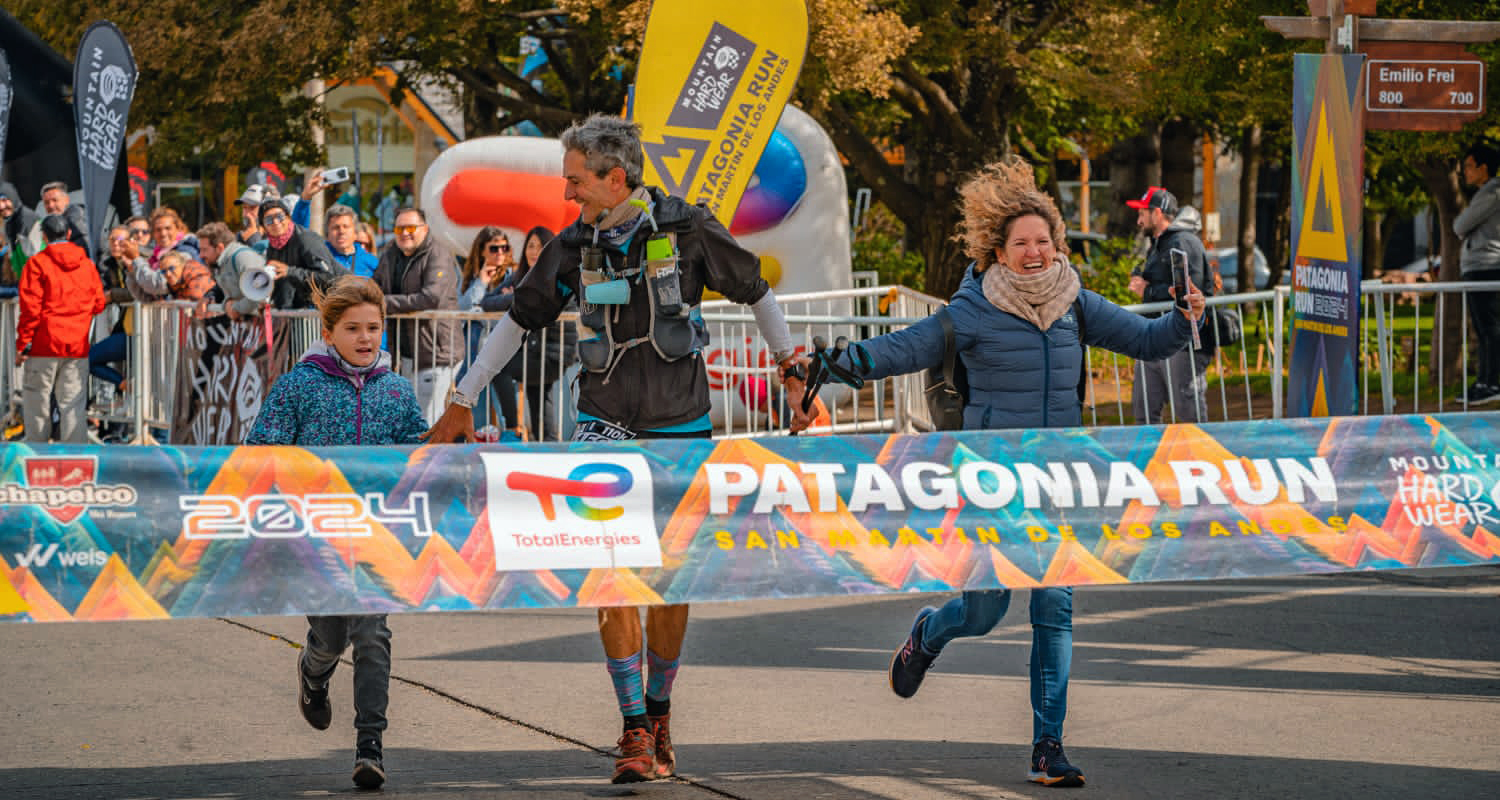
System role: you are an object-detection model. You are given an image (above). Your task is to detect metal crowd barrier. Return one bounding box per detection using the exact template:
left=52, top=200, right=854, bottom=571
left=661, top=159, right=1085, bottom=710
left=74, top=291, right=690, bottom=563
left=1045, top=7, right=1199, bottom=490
left=2, top=279, right=1497, bottom=444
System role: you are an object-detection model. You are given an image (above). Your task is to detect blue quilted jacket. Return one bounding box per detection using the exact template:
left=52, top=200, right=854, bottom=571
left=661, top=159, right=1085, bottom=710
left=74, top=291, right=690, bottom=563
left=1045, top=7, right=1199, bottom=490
left=860, top=265, right=1195, bottom=430
left=245, top=344, right=428, bottom=446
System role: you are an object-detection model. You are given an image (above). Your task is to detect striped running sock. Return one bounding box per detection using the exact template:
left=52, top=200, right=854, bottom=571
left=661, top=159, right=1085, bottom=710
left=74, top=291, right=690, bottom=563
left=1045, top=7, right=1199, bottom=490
left=645, top=649, right=680, bottom=704
left=606, top=652, right=646, bottom=719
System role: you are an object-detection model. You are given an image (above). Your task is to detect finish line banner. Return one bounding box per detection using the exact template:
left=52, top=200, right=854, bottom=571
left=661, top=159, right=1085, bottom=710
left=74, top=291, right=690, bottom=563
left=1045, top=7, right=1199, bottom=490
left=3, top=413, right=1499, bottom=622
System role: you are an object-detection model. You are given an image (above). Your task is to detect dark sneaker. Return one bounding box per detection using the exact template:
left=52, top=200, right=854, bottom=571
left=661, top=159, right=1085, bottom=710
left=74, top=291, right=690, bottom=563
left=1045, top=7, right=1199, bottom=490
left=649, top=713, right=675, bottom=778
left=889, top=607, right=938, bottom=698
left=352, top=752, right=386, bottom=790
left=1470, top=384, right=1500, bottom=406
left=298, top=667, right=331, bottom=731
left=1028, top=737, right=1085, bottom=787
left=611, top=727, right=655, bottom=784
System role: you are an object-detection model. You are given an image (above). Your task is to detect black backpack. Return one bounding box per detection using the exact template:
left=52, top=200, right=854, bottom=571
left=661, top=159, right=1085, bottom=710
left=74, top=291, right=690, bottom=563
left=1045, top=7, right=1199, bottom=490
left=925, top=297, right=1088, bottom=431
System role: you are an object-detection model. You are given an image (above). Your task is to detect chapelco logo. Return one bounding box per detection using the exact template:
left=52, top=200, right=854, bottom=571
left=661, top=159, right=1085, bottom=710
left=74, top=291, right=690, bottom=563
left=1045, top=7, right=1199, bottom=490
left=479, top=453, right=662, bottom=572
left=0, top=457, right=138, bottom=524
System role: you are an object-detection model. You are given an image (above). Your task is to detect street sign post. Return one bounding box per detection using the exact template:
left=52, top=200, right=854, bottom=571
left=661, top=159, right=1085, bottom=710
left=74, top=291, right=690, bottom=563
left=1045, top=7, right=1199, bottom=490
left=1363, top=41, right=1485, bottom=131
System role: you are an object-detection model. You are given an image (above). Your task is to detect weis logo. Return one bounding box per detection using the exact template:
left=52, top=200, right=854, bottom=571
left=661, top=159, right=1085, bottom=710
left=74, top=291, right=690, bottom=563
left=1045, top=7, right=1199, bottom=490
left=480, top=454, right=662, bottom=572
left=12, top=543, right=109, bottom=569
left=0, top=457, right=139, bottom=524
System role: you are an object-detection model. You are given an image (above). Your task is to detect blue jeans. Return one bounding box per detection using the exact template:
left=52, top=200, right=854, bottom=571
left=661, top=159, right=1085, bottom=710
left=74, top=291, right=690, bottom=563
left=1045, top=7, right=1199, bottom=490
left=88, top=331, right=128, bottom=388
left=919, top=588, right=1073, bottom=743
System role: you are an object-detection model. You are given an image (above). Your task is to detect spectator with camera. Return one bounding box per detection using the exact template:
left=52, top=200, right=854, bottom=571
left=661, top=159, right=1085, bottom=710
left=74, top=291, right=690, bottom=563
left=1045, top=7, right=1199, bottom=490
left=261, top=197, right=347, bottom=309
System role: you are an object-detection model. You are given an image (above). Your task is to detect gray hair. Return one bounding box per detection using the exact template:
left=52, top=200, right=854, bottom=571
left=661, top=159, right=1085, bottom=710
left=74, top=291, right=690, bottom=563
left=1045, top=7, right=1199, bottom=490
left=325, top=203, right=358, bottom=228
left=560, top=114, right=644, bottom=188
left=41, top=181, right=69, bottom=196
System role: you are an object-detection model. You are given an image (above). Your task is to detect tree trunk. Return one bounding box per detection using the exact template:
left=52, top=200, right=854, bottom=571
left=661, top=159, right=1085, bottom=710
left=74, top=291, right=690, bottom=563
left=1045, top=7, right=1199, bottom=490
left=1107, top=129, right=1162, bottom=238
left=464, top=86, right=502, bottom=139
left=1418, top=157, right=1466, bottom=382
left=1362, top=207, right=1383, bottom=279
left=1160, top=118, right=1198, bottom=207
left=1236, top=124, right=1261, bottom=295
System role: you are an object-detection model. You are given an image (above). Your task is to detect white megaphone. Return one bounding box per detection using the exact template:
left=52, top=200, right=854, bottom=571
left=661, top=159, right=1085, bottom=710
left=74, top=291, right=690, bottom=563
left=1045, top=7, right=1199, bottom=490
left=239, top=262, right=277, bottom=304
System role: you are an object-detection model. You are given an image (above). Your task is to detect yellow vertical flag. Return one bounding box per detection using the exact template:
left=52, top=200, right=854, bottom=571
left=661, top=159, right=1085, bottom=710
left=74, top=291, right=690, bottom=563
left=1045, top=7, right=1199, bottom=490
left=632, top=0, right=809, bottom=225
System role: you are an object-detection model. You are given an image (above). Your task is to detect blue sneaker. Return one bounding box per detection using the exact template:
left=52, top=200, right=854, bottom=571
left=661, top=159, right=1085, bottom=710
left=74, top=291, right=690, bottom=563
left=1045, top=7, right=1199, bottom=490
left=889, top=607, right=939, bottom=698
left=1028, top=737, right=1085, bottom=787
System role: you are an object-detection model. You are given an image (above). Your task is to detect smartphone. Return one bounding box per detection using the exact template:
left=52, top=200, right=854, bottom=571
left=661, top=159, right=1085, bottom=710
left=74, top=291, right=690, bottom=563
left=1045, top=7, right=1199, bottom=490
left=1169, top=248, right=1190, bottom=309
left=321, top=166, right=350, bottom=185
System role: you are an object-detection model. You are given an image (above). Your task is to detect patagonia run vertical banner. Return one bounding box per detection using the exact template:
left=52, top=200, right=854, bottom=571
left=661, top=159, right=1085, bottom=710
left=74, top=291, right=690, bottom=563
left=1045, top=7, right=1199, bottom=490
left=73, top=21, right=137, bottom=263
left=1290, top=54, right=1365, bottom=417
left=633, top=0, right=808, bottom=224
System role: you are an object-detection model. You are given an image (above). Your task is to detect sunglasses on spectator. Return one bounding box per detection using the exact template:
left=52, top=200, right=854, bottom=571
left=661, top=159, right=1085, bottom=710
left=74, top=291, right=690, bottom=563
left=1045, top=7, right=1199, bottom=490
left=487, top=243, right=510, bottom=253
left=263, top=212, right=288, bottom=224
left=128, top=227, right=149, bottom=236
left=394, top=224, right=424, bottom=235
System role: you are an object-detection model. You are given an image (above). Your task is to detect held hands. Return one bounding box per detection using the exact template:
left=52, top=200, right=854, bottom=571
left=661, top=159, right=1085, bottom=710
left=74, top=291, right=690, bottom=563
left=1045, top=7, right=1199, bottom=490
left=268, top=259, right=289, bottom=279
left=420, top=402, right=477, bottom=445
left=1169, top=277, right=1207, bottom=323
left=779, top=359, right=813, bottom=434
left=1128, top=274, right=1147, bottom=298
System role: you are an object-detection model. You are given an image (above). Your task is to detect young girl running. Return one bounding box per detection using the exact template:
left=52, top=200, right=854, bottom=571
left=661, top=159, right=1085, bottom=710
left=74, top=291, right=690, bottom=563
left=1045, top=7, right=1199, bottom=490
left=246, top=275, right=428, bottom=790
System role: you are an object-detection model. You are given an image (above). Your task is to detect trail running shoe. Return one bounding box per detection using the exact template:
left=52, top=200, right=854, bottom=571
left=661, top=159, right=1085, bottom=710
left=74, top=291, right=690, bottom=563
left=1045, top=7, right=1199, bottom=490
left=889, top=606, right=938, bottom=698
left=611, top=727, right=655, bottom=784
left=1028, top=737, right=1085, bottom=787
left=649, top=713, right=675, bottom=778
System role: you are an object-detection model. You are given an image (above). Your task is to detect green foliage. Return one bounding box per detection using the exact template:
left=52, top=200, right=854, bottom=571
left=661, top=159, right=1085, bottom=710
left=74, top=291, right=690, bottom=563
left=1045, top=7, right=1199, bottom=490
left=1077, top=236, right=1142, bottom=307
left=852, top=203, right=926, bottom=291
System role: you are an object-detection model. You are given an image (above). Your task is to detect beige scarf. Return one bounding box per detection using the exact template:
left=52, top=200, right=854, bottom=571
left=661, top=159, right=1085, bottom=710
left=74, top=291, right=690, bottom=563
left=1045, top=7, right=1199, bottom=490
left=594, top=186, right=653, bottom=230
left=981, top=255, right=1081, bottom=331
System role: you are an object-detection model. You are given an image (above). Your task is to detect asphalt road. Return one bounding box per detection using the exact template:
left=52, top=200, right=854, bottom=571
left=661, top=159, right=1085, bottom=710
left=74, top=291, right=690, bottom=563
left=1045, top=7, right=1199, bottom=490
left=2, top=568, right=1498, bottom=799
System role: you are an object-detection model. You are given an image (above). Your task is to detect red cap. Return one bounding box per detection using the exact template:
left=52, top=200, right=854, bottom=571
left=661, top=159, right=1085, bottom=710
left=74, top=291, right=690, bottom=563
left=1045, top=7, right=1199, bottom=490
left=1125, top=186, right=1178, bottom=215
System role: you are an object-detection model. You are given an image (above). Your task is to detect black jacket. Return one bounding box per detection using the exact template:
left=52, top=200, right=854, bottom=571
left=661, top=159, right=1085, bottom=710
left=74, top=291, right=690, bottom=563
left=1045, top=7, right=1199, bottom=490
left=508, top=187, right=768, bottom=431
left=1138, top=225, right=1211, bottom=307
left=266, top=225, right=345, bottom=309
left=372, top=236, right=460, bottom=369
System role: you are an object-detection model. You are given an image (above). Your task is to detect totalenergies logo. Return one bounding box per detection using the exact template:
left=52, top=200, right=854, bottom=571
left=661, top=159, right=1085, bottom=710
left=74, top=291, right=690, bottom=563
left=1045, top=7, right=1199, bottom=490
left=506, top=462, right=634, bottom=522
left=479, top=453, right=663, bottom=572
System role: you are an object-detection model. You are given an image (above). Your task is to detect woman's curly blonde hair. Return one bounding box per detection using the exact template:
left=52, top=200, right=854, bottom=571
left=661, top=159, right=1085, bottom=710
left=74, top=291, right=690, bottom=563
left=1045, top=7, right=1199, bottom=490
left=957, top=157, right=1069, bottom=273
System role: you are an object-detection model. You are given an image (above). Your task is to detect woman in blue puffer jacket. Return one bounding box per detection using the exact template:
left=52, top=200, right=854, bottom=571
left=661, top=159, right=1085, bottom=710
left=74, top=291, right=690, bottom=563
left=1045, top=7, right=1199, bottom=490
left=807, top=158, right=1205, bottom=789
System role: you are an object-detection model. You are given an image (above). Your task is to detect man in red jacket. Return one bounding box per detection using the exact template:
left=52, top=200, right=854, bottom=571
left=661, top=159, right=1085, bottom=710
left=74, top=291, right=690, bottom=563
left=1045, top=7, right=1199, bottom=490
left=17, top=215, right=107, bottom=443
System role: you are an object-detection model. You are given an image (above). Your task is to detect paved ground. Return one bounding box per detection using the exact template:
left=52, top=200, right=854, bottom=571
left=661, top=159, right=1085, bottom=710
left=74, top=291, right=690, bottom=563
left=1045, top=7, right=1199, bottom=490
left=2, top=567, right=1498, bottom=799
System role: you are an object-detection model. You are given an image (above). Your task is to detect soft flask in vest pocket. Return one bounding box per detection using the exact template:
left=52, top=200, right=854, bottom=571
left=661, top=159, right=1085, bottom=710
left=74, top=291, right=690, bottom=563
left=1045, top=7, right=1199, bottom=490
left=577, top=335, right=613, bottom=372
left=577, top=247, right=610, bottom=332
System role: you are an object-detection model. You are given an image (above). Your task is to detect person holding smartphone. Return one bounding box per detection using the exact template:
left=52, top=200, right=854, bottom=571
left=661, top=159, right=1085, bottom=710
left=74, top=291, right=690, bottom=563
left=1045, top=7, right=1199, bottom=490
left=1126, top=186, right=1212, bottom=424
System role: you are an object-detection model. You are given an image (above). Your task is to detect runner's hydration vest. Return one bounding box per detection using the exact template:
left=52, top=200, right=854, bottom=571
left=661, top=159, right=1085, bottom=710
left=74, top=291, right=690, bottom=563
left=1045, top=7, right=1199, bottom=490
left=575, top=223, right=708, bottom=380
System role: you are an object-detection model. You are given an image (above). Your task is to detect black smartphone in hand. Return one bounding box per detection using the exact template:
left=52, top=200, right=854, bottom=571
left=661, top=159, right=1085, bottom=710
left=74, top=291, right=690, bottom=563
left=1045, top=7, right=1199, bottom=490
left=1170, top=248, right=1190, bottom=309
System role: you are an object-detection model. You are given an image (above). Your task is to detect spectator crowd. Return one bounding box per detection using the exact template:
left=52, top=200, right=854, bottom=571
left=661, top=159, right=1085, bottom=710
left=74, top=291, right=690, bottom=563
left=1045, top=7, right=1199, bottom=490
left=1, top=171, right=561, bottom=445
